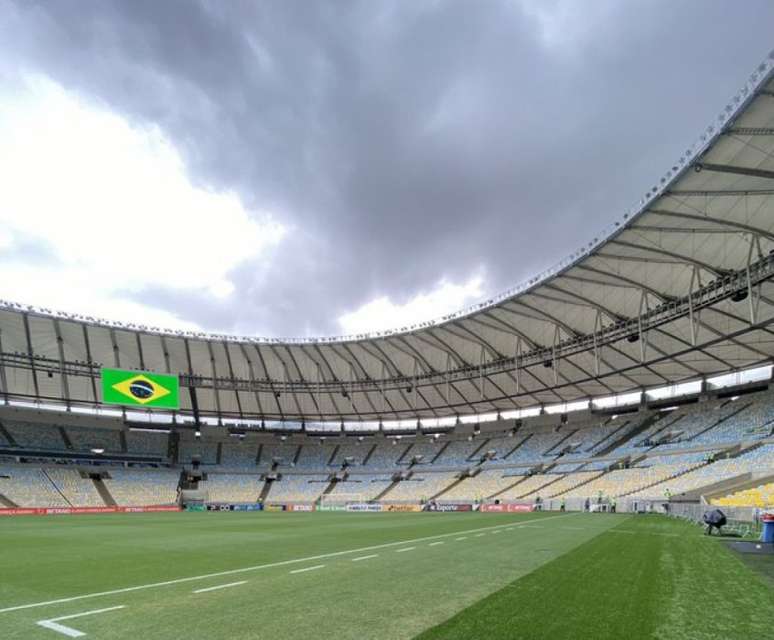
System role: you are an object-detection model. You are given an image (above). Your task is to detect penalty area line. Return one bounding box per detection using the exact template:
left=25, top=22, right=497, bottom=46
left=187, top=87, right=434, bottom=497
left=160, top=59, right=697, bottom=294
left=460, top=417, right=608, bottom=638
left=1, top=513, right=576, bottom=615
left=37, top=605, right=125, bottom=638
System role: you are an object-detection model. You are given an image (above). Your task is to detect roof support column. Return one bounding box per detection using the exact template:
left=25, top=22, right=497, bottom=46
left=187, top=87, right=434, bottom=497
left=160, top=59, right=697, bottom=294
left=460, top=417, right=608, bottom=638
left=552, top=325, right=560, bottom=386
left=445, top=353, right=451, bottom=403
left=53, top=319, right=71, bottom=409
left=315, top=361, right=322, bottom=417
left=22, top=313, right=40, bottom=399
left=687, top=267, right=700, bottom=345
left=593, top=311, right=601, bottom=377
left=82, top=325, right=98, bottom=404
left=479, top=345, right=485, bottom=401
left=0, top=328, right=7, bottom=404
left=412, top=358, right=419, bottom=412
left=380, top=361, right=387, bottom=414
left=515, top=336, right=523, bottom=393
left=638, top=291, right=650, bottom=362
left=746, top=234, right=762, bottom=325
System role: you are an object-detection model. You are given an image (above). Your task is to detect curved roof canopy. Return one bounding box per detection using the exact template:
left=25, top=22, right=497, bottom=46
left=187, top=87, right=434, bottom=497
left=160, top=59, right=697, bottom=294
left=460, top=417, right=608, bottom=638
left=2, top=54, right=774, bottom=423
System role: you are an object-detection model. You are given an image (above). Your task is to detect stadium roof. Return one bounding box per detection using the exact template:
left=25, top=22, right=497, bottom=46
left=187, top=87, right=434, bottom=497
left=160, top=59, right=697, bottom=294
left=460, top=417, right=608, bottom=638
left=2, top=53, right=774, bottom=423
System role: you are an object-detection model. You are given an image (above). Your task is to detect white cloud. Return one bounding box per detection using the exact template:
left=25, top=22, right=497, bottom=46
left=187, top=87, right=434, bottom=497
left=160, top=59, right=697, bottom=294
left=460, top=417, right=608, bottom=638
left=338, top=274, right=485, bottom=335
left=0, top=74, right=287, bottom=327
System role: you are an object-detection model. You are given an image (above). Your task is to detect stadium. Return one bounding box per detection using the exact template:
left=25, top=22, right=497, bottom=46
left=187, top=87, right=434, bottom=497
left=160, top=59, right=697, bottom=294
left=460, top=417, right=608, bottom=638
left=2, top=10, right=774, bottom=640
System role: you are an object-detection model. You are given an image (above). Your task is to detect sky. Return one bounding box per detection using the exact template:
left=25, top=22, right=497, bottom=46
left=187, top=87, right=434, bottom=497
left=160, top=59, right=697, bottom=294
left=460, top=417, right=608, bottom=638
left=0, top=1, right=773, bottom=339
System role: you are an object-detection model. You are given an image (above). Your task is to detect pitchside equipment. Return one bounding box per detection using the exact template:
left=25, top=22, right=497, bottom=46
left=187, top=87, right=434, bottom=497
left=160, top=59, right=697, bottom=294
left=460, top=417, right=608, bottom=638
left=101, top=368, right=180, bottom=409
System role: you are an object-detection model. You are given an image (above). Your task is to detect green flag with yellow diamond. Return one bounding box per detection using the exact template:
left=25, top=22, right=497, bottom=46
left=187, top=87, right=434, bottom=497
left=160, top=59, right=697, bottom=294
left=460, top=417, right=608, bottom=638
left=101, top=368, right=180, bottom=409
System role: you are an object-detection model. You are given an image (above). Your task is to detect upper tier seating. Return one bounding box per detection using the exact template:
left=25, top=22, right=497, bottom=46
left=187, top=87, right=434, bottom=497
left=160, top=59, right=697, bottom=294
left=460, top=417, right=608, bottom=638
left=365, top=442, right=410, bottom=468
left=294, top=444, right=336, bottom=469
left=432, top=439, right=484, bottom=465
left=179, top=441, right=218, bottom=465
left=506, top=430, right=570, bottom=464
left=219, top=443, right=258, bottom=469
left=3, top=421, right=65, bottom=450
left=258, top=443, right=300, bottom=469
left=329, top=442, right=375, bottom=466
left=125, top=430, right=169, bottom=457
left=65, top=426, right=122, bottom=453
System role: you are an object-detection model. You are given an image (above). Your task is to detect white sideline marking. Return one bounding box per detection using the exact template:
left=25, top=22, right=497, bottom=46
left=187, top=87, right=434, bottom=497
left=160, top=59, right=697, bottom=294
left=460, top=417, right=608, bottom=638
left=351, top=554, right=378, bottom=562
left=290, top=565, right=325, bottom=574
left=36, top=606, right=125, bottom=638
left=428, top=541, right=444, bottom=546
left=396, top=547, right=416, bottom=553
left=474, top=533, right=486, bottom=537
left=455, top=537, right=468, bottom=541
left=0, top=513, right=574, bottom=614
left=491, top=530, right=502, bottom=534
left=192, top=581, right=246, bottom=594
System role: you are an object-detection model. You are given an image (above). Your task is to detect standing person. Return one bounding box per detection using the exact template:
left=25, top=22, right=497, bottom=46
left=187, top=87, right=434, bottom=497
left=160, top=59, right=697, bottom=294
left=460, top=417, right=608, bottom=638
left=560, top=497, right=566, bottom=512
left=584, top=497, right=590, bottom=512
left=610, top=497, right=617, bottom=513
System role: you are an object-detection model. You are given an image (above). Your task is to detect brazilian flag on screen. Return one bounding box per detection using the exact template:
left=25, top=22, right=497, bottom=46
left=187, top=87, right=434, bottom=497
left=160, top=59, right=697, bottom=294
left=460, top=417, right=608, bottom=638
left=101, top=368, right=180, bottom=409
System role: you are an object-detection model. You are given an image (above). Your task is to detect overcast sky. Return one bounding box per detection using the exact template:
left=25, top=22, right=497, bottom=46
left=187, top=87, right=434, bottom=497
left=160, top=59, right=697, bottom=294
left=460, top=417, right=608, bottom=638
left=1, top=1, right=773, bottom=338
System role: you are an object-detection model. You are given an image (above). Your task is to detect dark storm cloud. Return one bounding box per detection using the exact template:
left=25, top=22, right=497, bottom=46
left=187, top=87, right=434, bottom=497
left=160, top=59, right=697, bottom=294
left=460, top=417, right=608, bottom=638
left=2, top=0, right=774, bottom=336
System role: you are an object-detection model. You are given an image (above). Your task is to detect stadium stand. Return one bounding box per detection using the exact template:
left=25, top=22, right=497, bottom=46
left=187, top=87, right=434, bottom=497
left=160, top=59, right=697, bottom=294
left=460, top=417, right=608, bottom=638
left=179, top=440, right=218, bottom=465
left=219, top=443, right=259, bottom=469
left=440, top=469, right=515, bottom=501
left=0, top=465, right=70, bottom=507
left=3, top=421, right=65, bottom=450
left=325, top=474, right=395, bottom=501
left=265, top=474, right=328, bottom=503
left=201, top=473, right=262, bottom=503
left=125, top=430, right=169, bottom=457
left=384, top=472, right=458, bottom=502
left=102, top=468, right=179, bottom=506
left=2, top=384, right=774, bottom=509
left=45, top=468, right=105, bottom=506
left=65, top=426, right=122, bottom=453
left=713, top=482, right=774, bottom=508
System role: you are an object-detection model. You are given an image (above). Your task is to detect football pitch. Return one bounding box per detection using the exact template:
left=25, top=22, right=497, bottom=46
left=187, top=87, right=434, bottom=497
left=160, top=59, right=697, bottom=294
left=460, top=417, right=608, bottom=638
left=1, top=511, right=772, bottom=640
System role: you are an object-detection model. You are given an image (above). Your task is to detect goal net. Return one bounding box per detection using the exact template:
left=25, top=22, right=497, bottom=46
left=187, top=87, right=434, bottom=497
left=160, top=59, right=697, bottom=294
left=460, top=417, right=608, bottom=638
left=319, top=492, right=365, bottom=507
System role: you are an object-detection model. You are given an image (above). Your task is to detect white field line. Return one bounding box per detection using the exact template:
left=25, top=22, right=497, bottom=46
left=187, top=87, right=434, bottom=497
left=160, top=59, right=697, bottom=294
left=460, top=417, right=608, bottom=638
left=192, top=581, right=247, bottom=594
left=0, top=513, right=575, bottom=614
left=455, top=537, right=468, bottom=541
left=396, top=547, right=416, bottom=553
left=351, top=555, right=378, bottom=562
left=36, top=606, right=125, bottom=638
left=290, top=565, right=325, bottom=574
left=474, top=533, right=486, bottom=537
left=491, top=530, right=502, bottom=534
left=428, top=541, right=444, bottom=546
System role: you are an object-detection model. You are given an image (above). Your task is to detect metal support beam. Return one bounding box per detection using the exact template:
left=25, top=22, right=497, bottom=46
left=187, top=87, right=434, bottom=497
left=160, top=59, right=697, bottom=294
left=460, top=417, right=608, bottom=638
left=695, top=162, right=774, bottom=181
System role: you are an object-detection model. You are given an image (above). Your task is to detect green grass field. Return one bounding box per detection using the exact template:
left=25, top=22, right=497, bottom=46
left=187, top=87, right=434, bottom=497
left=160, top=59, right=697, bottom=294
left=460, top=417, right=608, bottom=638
left=1, top=511, right=771, bottom=639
